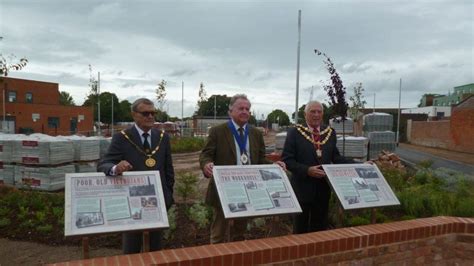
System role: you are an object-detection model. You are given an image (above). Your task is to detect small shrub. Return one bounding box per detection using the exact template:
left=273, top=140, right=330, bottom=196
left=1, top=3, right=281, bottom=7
left=37, top=224, right=53, bottom=234
left=417, top=160, right=433, bottom=169
left=0, top=217, right=11, bottom=228
left=187, top=202, right=212, bottom=229
left=175, top=172, right=199, bottom=205
left=349, top=216, right=370, bottom=226
left=171, top=137, right=206, bottom=153
left=163, top=206, right=177, bottom=240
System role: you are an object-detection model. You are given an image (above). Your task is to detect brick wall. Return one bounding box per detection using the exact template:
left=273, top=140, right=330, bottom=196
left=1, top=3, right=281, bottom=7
left=409, top=97, right=474, bottom=154
left=49, top=216, right=473, bottom=266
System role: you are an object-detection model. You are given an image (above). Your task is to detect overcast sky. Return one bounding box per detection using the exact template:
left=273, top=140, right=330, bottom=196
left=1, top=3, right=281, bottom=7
left=1, top=0, right=472, bottom=119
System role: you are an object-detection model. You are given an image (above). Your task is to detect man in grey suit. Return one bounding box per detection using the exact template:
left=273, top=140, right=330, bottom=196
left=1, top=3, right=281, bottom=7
left=98, top=98, right=174, bottom=254
left=199, top=94, right=285, bottom=244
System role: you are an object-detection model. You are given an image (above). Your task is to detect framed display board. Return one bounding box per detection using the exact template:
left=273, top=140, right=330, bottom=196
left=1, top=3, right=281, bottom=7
left=322, top=164, right=400, bottom=210
left=64, top=171, right=169, bottom=236
left=213, top=164, right=302, bottom=219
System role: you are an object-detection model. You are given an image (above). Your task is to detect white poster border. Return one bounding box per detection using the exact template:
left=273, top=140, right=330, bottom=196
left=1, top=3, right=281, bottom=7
left=322, top=164, right=400, bottom=210
left=64, top=171, right=169, bottom=236
left=213, top=164, right=302, bottom=219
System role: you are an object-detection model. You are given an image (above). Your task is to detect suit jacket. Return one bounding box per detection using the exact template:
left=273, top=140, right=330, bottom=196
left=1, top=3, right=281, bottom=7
left=97, top=126, right=175, bottom=209
left=282, top=124, right=353, bottom=204
left=199, top=122, right=272, bottom=205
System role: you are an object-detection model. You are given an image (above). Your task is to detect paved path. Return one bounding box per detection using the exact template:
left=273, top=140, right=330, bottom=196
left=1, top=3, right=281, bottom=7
left=396, top=145, right=474, bottom=176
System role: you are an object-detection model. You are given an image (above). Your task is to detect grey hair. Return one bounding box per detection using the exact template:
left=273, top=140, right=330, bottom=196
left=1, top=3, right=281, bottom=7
left=228, top=94, right=251, bottom=110
left=304, top=100, right=323, bottom=113
left=131, top=98, right=155, bottom=112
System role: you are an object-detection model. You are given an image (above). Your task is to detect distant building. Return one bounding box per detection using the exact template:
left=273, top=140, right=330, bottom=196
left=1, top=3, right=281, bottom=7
left=432, top=83, right=474, bottom=107
left=0, top=76, right=93, bottom=135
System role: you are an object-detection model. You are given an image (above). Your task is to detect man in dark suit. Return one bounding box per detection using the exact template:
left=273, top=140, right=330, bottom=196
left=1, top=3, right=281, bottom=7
left=282, top=100, right=353, bottom=234
left=199, top=94, right=285, bottom=244
left=98, top=98, right=174, bottom=254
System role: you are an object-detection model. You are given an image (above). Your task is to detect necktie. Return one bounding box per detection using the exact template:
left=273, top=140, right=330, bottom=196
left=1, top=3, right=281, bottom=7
left=142, top=132, right=150, bottom=152
left=238, top=127, right=245, bottom=144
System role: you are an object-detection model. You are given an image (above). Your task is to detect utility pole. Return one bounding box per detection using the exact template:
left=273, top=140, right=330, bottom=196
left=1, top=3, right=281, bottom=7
left=294, top=10, right=301, bottom=124
left=111, top=94, right=114, bottom=136
left=396, top=78, right=402, bottom=146
left=214, top=95, right=217, bottom=120
left=373, top=92, right=376, bottom=113
left=181, top=81, right=184, bottom=136
left=97, top=72, right=101, bottom=136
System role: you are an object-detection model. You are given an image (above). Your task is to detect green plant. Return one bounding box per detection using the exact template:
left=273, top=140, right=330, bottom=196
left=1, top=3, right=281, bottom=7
left=37, top=224, right=53, bottom=234
left=35, top=210, right=48, bottom=224
left=0, top=217, right=11, bottom=227
left=349, top=216, right=370, bottom=226
left=171, top=137, right=206, bottom=153
left=175, top=172, right=199, bottom=206
left=187, top=202, right=212, bottom=229
left=417, top=160, right=433, bottom=169
left=163, top=206, right=177, bottom=240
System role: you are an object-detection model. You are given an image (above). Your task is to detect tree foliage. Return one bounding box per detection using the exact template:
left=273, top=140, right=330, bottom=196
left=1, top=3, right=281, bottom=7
left=155, top=79, right=167, bottom=111
left=267, top=109, right=290, bottom=126
left=349, top=82, right=367, bottom=121
left=314, top=49, right=348, bottom=121
left=195, top=94, right=231, bottom=117
left=196, top=82, right=207, bottom=114
left=0, top=54, right=28, bottom=77
left=59, top=91, right=75, bottom=106
left=118, top=100, right=133, bottom=122
left=83, top=92, right=120, bottom=124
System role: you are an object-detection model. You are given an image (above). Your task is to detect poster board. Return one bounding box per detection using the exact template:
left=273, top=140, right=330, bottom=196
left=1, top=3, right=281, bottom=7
left=64, top=171, right=169, bottom=236
left=213, top=164, right=302, bottom=219
left=322, top=164, right=400, bottom=210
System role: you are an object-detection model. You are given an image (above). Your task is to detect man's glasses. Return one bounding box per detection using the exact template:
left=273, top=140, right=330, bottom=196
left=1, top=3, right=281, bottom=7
left=137, top=111, right=156, bottom=117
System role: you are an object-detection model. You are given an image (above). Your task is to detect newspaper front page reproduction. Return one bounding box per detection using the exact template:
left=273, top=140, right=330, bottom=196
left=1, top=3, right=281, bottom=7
left=322, top=164, right=400, bottom=210
left=64, top=171, right=169, bottom=236
left=213, top=165, right=302, bottom=219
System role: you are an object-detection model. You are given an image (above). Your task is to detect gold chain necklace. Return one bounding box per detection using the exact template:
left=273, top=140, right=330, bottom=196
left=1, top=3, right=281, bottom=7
left=120, top=129, right=164, bottom=167
left=295, top=124, right=332, bottom=146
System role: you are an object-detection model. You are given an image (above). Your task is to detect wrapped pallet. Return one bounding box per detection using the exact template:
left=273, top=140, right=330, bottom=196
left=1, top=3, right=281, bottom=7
left=362, top=113, right=393, bottom=133
left=74, top=161, right=98, bottom=173
left=367, top=131, right=396, bottom=160
left=330, top=117, right=354, bottom=134
left=99, top=137, right=112, bottom=159
left=11, top=134, right=74, bottom=165
left=58, top=135, right=100, bottom=161
left=275, top=132, right=287, bottom=151
left=14, top=164, right=75, bottom=191
left=336, top=136, right=368, bottom=159
left=0, top=163, right=15, bottom=186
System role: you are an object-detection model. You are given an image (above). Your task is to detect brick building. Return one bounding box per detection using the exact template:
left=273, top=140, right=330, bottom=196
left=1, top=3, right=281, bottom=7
left=0, top=76, right=93, bottom=135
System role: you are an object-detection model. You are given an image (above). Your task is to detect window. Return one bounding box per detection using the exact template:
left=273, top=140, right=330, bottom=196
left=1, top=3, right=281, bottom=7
left=48, top=117, right=60, bottom=128
left=8, top=91, right=16, bottom=102
left=26, top=92, right=33, bottom=103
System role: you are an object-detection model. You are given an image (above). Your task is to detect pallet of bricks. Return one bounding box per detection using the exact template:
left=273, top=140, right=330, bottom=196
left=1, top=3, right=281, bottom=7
left=330, top=117, right=369, bottom=162
left=362, top=113, right=396, bottom=160
left=0, top=133, right=111, bottom=191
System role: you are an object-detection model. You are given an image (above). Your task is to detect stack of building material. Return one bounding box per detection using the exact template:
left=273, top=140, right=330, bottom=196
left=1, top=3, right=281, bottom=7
left=59, top=135, right=100, bottom=161
left=336, top=136, right=368, bottom=159
left=330, top=117, right=354, bottom=134
left=15, top=164, right=75, bottom=191
left=74, top=161, right=98, bottom=173
left=367, top=131, right=396, bottom=160
left=363, top=113, right=396, bottom=160
left=0, top=164, right=15, bottom=186
left=275, top=132, right=287, bottom=151
left=12, top=134, right=74, bottom=165
left=99, top=137, right=112, bottom=158
left=1, top=134, right=17, bottom=185
left=362, top=113, right=393, bottom=133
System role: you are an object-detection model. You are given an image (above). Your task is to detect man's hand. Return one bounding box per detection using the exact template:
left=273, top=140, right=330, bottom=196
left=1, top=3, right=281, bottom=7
left=307, top=165, right=326, bottom=178
left=115, top=160, right=133, bottom=175
left=274, top=161, right=287, bottom=171
left=203, top=162, right=214, bottom=178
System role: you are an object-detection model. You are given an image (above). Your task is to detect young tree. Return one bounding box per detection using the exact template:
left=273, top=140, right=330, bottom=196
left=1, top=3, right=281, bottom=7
left=155, top=79, right=167, bottom=111
left=349, top=82, right=367, bottom=122
left=59, top=91, right=75, bottom=106
left=197, top=82, right=207, bottom=114
left=314, top=49, right=349, bottom=154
